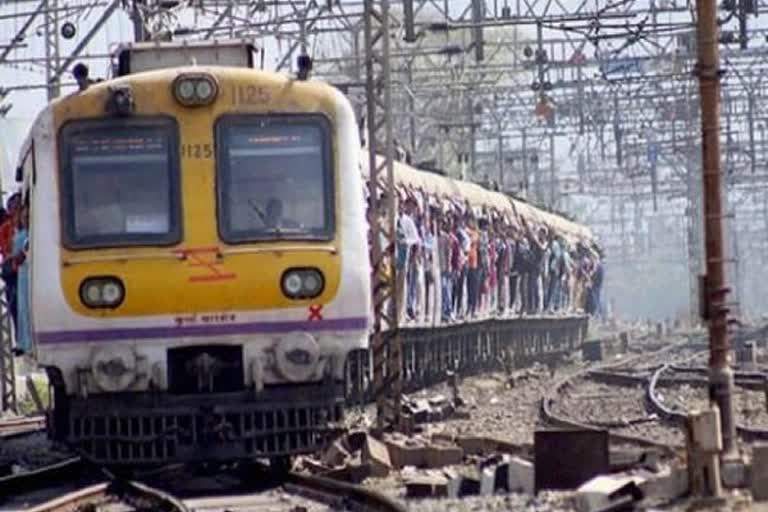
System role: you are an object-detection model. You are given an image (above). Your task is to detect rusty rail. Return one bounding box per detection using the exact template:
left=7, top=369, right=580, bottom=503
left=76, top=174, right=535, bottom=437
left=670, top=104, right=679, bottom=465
left=26, top=480, right=189, bottom=512
left=286, top=471, right=407, bottom=512
left=0, top=457, right=87, bottom=500
left=17, top=458, right=406, bottom=512
left=0, top=415, right=45, bottom=438
left=647, top=364, right=768, bottom=442
left=540, top=339, right=706, bottom=454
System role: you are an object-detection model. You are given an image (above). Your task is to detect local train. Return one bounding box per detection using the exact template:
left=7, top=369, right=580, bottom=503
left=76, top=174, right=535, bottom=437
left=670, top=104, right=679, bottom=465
left=11, top=40, right=596, bottom=467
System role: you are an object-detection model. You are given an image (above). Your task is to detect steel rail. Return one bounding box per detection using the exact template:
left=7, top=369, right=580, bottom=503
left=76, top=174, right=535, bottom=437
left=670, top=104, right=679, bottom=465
left=0, top=416, right=45, bottom=439
left=286, top=471, right=408, bottom=512
left=540, top=339, right=712, bottom=454
left=647, top=364, right=768, bottom=441
left=589, top=368, right=768, bottom=390
left=0, top=457, right=87, bottom=500
left=21, top=479, right=189, bottom=512
left=9, top=456, right=406, bottom=512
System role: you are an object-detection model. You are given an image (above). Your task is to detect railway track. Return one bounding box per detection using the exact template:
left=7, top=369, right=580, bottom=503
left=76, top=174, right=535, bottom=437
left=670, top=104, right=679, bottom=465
left=648, top=364, right=768, bottom=441
left=543, top=329, right=768, bottom=460
left=0, top=416, right=45, bottom=439
left=541, top=342, right=690, bottom=456
left=540, top=337, right=707, bottom=453
left=0, top=456, right=406, bottom=512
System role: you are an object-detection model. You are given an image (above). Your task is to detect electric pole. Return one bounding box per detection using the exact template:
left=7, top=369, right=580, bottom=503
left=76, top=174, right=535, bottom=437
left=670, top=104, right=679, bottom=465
left=695, top=0, right=737, bottom=455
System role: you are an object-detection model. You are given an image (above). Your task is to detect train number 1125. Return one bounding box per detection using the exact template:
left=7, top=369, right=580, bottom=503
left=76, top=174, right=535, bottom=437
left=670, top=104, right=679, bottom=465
left=181, top=143, right=213, bottom=159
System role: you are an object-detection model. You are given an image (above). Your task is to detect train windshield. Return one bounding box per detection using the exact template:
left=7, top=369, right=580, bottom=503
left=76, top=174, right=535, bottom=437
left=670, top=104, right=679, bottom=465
left=59, top=118, right=181, bottom=248
left=216, top=115, right=334, bottom=242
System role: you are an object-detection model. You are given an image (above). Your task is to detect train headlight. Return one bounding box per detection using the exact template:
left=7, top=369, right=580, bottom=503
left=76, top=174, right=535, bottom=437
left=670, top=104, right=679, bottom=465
left=172, top=73, right=218, bottom=106
left=177, top=79, right=195, bottom=102
left=80, top=277, right=125, bottom=309
left=195, top=79, right=214, bottom=101
left=283, top=272, right=303, bottom=296
left=281, top=268, right=325, bottom=300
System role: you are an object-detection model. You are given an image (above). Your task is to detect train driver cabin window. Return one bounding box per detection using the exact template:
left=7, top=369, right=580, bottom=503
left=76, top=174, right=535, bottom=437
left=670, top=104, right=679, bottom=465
left=59, top=118, right=181, bottom=248
left=216, top=115, right=334, bottom=242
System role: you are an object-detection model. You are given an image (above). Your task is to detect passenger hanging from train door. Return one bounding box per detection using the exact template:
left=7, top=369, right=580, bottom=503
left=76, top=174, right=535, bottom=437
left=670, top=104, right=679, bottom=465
left=507, top=224, right=520, bottom=315
left=452, top=213, right=469, bottom=320
left=592, top=247, right=606, bottom=318
left=11, top=202, right=30, bottom=356
left=495, top=217, right=509, bottom=315
left=545, top=232, right=562, bottom=313
left=465, top=215, right=480, bottom=318
left=560, top=242, right=573, bottom=313
left=397, top=195, right=420, bottom=323
left=585, top=246, right=604, bottom=317
left=477, top=216, right=490, bottom=315
left=426, top=202, right=443, bottom=325
left=422, top=202, right=438, bottom=324
left=405, top=195, right=423, bottom=322
left=513, top=226, right=532, bottom=315
left=439, top=213, right=454, bottom=323
left=0, top=193, right=21, bottom=342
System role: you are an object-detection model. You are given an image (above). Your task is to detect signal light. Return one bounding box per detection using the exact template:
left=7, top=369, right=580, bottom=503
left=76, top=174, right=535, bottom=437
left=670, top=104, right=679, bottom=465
left=61, top=22, right=76, bottom=39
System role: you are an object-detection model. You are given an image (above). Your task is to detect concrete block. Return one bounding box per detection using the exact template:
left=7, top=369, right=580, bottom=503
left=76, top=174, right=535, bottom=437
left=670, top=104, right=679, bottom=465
left=689, top=408, right=722, bottom=452
left=752, top=443, right=768, bottom=500
left=405, top=472, right=449, bottom=498
left=619, top=331, right=630, bottom=351
left=456, top=475, right=481, bottom=497
left=384, top=437, right=426, bottom=468
left=344, top=430, right=367, bottom=453
left=575, top=475, right=645, bottom=512
left=299, top=456, right=332, bottom=474
left=323, top=457, right=373, bottom=483
left=445, top=469, right=462, bottom=498
left=480, top=465, right=496, bottom=496
left=721, top=457, right=747, bottom=488
left=428, top=394, right=449, bottom=407
left=639, top=467, right=688, bottom=501
left=321, top=440, right=350, bottom=467
left=478, top=454, right=512, bottom=495
left=494, top=460, right=511, bottom=493
left=737, top=342, right=757, bottom=371
left=486, top=438, right=530, bottom=458
left=410, top=399, right=431, bottom=423
left=455, top=436, right=488, bottom=455
left=424, top=443, right=463, bottom=468
left=582, top=340, right=604, bottom=362
left=362, top=435, right=391, bottom=478
left=508, top=456, right=534, bottom=495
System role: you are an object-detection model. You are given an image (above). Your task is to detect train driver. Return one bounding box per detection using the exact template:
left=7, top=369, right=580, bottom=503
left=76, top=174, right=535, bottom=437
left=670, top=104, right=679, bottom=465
left=264, top=198, right=300, bottom=230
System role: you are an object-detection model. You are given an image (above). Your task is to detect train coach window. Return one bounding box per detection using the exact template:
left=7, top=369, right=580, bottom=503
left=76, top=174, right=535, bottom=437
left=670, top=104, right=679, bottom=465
left=215, top=115, right=334, bottom=243
left=59, top=118, right=181, bottom=248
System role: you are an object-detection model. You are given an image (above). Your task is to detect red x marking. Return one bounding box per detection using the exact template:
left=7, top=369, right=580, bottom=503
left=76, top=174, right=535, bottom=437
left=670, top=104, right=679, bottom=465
left=174, top=247, right=237, bottom=283
left=308, top=304, right=324, bottom=321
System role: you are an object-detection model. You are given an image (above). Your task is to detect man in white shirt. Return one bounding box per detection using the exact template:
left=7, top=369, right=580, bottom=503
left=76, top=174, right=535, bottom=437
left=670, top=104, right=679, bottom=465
left=396, top=197, right=421, bottom=322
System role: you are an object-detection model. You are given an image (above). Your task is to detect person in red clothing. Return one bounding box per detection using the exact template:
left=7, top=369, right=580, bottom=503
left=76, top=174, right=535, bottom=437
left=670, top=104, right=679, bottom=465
left=0, top=195, right=20, bottom=259
left=1, top=193, right=21, bottom=338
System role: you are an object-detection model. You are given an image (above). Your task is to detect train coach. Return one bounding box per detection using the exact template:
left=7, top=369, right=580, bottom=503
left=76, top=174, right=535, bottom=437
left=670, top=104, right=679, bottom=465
left=10, top=39, right=598, bottom=468
left=15, top=41, right=370, bottom=466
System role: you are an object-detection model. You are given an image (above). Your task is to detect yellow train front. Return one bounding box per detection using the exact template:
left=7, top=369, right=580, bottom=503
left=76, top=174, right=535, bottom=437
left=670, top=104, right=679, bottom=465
left=19, top=42, right=371, bottom=465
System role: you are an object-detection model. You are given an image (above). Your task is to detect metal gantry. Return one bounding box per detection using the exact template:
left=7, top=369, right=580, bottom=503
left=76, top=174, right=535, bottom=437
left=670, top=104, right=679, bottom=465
left=0, top=293, right=16, bottom=414
left=2, top=0, right=768, bottom=414
left=363, top=0, right=402, bottom=430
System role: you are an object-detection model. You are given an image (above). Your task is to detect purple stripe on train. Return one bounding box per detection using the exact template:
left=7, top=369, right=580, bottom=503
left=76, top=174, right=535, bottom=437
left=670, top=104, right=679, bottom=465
left=36, top=317, right=370, bottom=344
